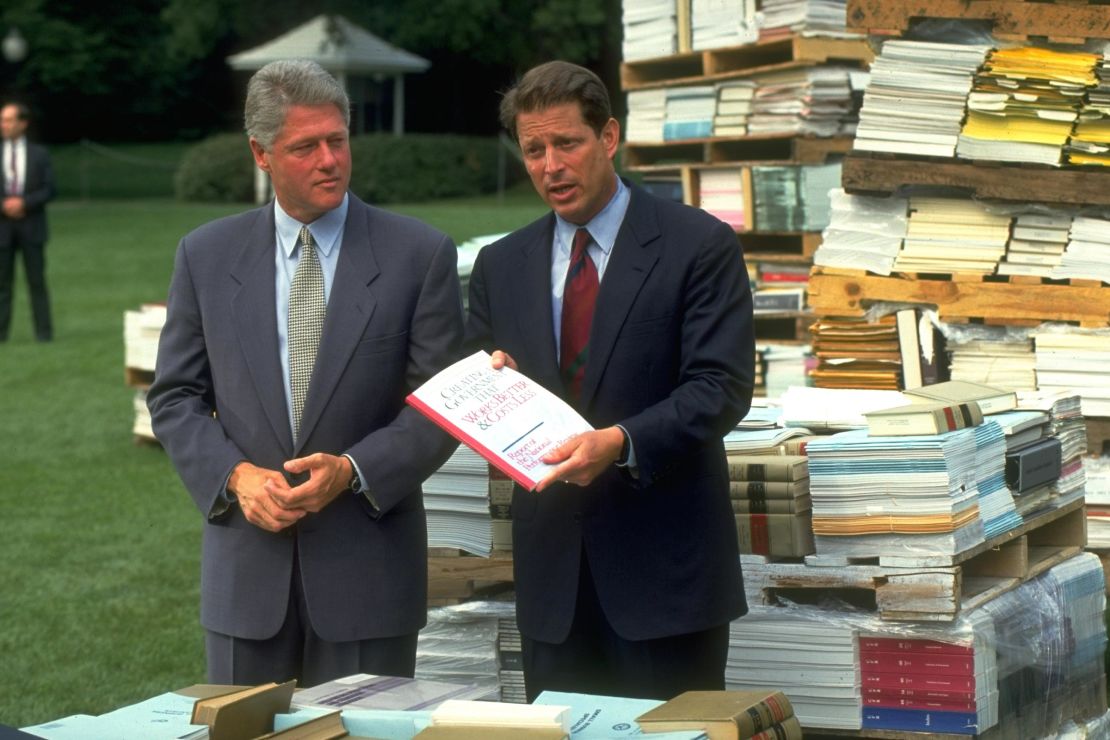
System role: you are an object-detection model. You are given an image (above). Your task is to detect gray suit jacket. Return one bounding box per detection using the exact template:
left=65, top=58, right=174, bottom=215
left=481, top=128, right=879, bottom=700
left=148, top=194, right=463, bottom=642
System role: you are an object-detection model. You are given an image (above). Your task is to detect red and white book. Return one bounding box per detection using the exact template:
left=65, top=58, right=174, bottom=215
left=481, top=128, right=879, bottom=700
left=406, top=350, right=593, bottom=490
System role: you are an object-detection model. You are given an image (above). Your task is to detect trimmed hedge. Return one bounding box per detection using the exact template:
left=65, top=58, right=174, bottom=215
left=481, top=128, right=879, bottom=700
left=173, top=133, right=255, bottom=203
left=175, top=132, right=517, bottom=204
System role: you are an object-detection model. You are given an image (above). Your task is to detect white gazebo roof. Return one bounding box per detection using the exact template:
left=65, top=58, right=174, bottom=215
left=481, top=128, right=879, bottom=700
left=227, top=14, right=430, bottom=75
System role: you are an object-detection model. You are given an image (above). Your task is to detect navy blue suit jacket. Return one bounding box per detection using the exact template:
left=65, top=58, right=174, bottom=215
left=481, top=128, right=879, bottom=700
left=465, top=181, right=754, bottom=643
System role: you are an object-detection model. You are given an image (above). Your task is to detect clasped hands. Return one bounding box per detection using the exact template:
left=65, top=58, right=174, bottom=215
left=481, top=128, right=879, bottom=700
left=229, top=453, right=352, bottom=532
left=489, top=350, right=624, bottom=493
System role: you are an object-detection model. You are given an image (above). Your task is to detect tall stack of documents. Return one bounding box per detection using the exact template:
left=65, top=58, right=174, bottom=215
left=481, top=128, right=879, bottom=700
left=813, top=189, right=908, bottom=275
left=728, top=604, right=864, bottom=729
left=806, top=426, right=986, bottom=559
left=947, top=328, right=1037, bottom=391
left=997, top=210, right=1073, bottom=279
left=809, top=315, right=903, bottom=391
left=622, top=0, right=678, bottom=61
left=626, top=89, right=668, bottom=143
left=697, top=168, right=746, bottom=230
left=1052, top=215, right=1110, bottom=284
left=424, top=447, right=511, bottom=557
left=972, top=421, right=1023, bottom=539
left=1084, top=456, right=1110, bottom=548
left=892, top=196, right=1010, bottom=275
left=757, top=0, right=858, bottom=39
left=748, top=67, right=856, bottom=136
left=1016, top=390, right=1088, bottom=506
left=855, top=41, right=990, bottom=158
left=752, top=166, right=799, bottom=230
left=958, top=47, right=1099, bottom=166
left=1067, top=54, right=1110, bottom=166
left=691, top=0, right=758, bottom=50
left=1033, top=327, right=1110, bottom=418
left=417, top=600, right=512, bottom=700
left=664, top=86, right=717, bottom=139
left=799, top=161, right=842, bottom=231
left=713, top=80, right=756, bottom=136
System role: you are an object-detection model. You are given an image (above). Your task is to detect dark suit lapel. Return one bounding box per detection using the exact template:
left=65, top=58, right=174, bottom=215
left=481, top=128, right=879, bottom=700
left=580, top=187, right=661, bottom=408
left=230, top=205, right=293, bottom=454
left=295, top=197, right=378, bottom=453
left=512, top=216, right=563, bottom=391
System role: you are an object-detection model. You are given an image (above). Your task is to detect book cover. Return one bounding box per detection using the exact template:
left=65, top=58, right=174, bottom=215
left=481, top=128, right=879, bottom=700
left=1004, top=436, right=1062, bottom=492
left=729, top=479, right=810, bottom=500
left=862, top=685, right=977, bottom=703
left=862, top=706, right=979, bottom=733
left=735, top=512, right=815, bottom=558
left=191, top=680, right=297, bottom=740
left=749, top=715, right=803, bottom=740
left=406, top=351, right=593, bottom=490
left=258, top=711, right=345, bottom=739
left=858, top=637, right=973, bottom=656
left=636, top=690, right=794, bottom=739
left=905, top=379, right=1017, bottom=415
left=862, top=694, right=978, bottom=712
left=731, top=495, right=811, bottom=515
left=864, top=400, right=983, bottom=437
left=726, top=454, right=808, bottom=482
left=862, top=672, right=977, bottom=692
left=860, top=651, right=976, bottom=676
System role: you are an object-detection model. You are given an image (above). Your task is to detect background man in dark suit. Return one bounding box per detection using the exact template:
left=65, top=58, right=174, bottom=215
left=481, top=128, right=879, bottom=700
left=465, top=61, right=755, bottom=700
left=148, top=60, right=462, bottom=686
left=0, top=102, right=55, bottom=342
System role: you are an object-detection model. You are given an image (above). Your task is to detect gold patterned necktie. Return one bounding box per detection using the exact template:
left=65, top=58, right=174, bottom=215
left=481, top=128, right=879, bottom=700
left=289, top=225, right=325, bottom=438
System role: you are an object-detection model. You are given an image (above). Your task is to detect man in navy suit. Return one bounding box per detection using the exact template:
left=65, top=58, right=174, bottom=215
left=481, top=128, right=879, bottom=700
left=465, top=61, right=755, bottom=700
left=0, top=102, right=55, bottom=342
left=148, top=60, right=462, bottom=685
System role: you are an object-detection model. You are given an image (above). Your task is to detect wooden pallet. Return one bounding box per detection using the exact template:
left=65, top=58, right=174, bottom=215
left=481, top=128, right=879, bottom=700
left=842, top=151, right=1110, bottom=207
left=846, top=0, right=1110, bottom=44
left=621, top=34, right=873, bottom=91
left=427, top=552, right=514, bottom=606
left=741, top=498, right=1087, bottom=622
left=125, top=366, right=154, bottom=388
left=807, top=267, right=1110, bottom=328
left=624, top=134, right=852, bottom=171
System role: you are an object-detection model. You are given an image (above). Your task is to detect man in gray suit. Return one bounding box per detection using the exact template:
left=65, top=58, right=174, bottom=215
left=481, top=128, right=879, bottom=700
left=148, top=60, right=463, bottom=686
left=0, top=102, right=55, bottom=342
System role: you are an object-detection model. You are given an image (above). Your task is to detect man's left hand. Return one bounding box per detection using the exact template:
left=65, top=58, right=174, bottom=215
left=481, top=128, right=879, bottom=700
left=535, top=426, right=625, bottom=492
left=273, top=453, right=353, bottom=512
left=2, top=196, right=24, bottom=219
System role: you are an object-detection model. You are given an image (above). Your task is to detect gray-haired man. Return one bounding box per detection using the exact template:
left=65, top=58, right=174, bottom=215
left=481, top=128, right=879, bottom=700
left=148, top=59, right=462, bottom=685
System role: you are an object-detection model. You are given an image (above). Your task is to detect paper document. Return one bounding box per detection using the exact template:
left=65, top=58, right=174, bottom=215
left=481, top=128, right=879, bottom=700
left=407, top=351, right=594, bottom=490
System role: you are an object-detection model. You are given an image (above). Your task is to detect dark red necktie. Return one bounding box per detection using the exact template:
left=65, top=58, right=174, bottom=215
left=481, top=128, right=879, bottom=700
left=560, top=228, right=598, bottom=400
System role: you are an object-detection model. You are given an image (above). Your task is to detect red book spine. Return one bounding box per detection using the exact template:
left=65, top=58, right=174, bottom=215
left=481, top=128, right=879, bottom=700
left=861, top=672, right=977, bottom=692
left=863, top=686, right=977, bottom=704
left=860, top=651, right=975, bottom=676
left=859, top=637, right=973, bottom=656
left=863, top=694, right=978, bottom=712
left=750, top=513, right=770, bottom=555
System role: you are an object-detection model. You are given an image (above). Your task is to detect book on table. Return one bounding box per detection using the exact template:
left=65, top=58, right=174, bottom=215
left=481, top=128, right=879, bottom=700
left=904, top=379, right=1017, bottom=415
left=190, top=680, right=297, bottom=740
left=406, top=350, right=593, bottom=491
left=636, top=690, right=794, bottom=739
left=864, top=399, right=983, bottom=437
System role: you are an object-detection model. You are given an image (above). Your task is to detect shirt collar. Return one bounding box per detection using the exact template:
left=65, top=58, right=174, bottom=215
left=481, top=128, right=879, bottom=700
left=554, top=176, right=629, bottom=256
left=274, top=193, right=349, bottom=258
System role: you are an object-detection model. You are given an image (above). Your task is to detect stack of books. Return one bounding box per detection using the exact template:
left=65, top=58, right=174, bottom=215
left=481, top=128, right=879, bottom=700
left=417, top=600, right=513, bottom=701
left=798, top=162, right=842, bottom=231
left=1016, top=390, right=1088, bottom=506
left=996, top=210, right=1072, bottom=279
left=1066, top=53, right=1110, bottom=166
left=760, top=344, right=813, bottom=399
left=806, top=425, right=987, bottom=559
left=697, top=168, right=746, bottom=230
left=625, top=89, right=668, bottom=143
left=1052, top=215, right=1110, bottom=284
left=751, top=166, right=799, bottom=231
left=420, top=699, right=569, bottom=737
left=958, top=46, right=1098, bottom=166
left=892, top=197, right=1010, bottom=275
left=424, top=447, right=511, bottom=557
left=1084, top=456, right=1110, bottom=548
left=854, top=40, right=991, bottom=158
left=947, top=330, right=1036, bottom=391
left=809, top=315, right=902, bottom=391
left=971, top=420, right=1024, bottom=539
left=729, top=454, right=814, bottom=557
left=990, top=408, right=1055, bottom=515
left=1034, top=328, right=1110, bottom=417
left=692, top=0, right=758, bottom=50
left=622, top=0, right=678, bottom=61
left=813, top=189, right=908, bottom=275
left=860, top=613, right=1000, bottom=735
left=664, top=86, right=717, bottom=140
left=757, top=0, right=859, bottom=39
left=748, top=67, right=857, bottom=137
left=714, top=81, right=756, bottom=136
left=727, top=604, right=864, bottom=730
left=637, top=689, right=801, bottom=739
left=496, top=611, right=526, bottom=703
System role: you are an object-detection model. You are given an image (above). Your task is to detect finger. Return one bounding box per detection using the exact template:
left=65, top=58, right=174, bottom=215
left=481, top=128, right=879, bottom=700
left=284, top=454, right=320, bottom=474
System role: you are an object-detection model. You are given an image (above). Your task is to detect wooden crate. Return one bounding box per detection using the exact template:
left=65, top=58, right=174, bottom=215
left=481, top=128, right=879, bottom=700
left=125, top=366, right=154, bottom=389
left=807, top=267, right=1110, bottom=328
left=427, top=552, right=514, bottom=607
left=621, top=34, right=872, bottom=91
left=842, top=151, right=1110, bottom=207
left=624, top=134, right=852, bottom=171
left=742, top=498, right=1087, bottom=622
left=846, top=0, right=1110, bottom=44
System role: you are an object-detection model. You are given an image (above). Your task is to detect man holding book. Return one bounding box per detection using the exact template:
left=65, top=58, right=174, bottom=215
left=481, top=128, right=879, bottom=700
left=465, top=61, right=755, bottom=700
left=148, top=60, right=462, bottom=686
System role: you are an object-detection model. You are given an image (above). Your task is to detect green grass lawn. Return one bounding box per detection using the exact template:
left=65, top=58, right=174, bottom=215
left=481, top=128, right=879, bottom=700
left=0, top=191, right=546, bottom=728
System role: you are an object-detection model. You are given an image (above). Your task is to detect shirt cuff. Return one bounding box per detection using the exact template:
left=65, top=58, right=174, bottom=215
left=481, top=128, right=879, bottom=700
left=615, top=424, right=637, bottom=471
left=344, top=454, right=379, bottom=511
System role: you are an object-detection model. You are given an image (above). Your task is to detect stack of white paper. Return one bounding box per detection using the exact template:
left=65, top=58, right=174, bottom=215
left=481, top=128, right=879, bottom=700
left=893, top=196, right=1011, bottom=275
left=697, top=168, right=746, bottom=229
left=748, top=66, right=856, bottom=136
left=728, top=604, right=864, bottom=729
left=813, top=189, right=908, bottom=276
left=1083, top=456, right=1110, bottom=548
left=417, top=600, right=511, bottom=699
left=424, top=446, right=509, bottom=557
left=972, top=421, right=1023, bottom=539
left=692, top=0, right=758, bottom=50
left=947, top=332, right=1037, bottom=391
left=1015, top=390, right=1088, bottom=505
left=713, top=80, right=756, bottom=136
left=622, top=0, right=678, bottom=61
left=664, top=85, right=717, bottom=140
left=1034, top=327, right=1110, bottom=418
left=757, top=0, right=859, bottom=38
left=123, top=303, right=166, bottom=372
left=1052, top=215, right=1110, bottom=284
left=997, top=211, right=1072, bottom=279
left=799, top=162, right=843, bottom=231
left=855, top=40, right=990, bottom=158
left=626, top=89, right=668, bottom=143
